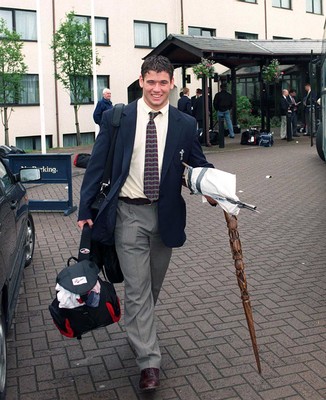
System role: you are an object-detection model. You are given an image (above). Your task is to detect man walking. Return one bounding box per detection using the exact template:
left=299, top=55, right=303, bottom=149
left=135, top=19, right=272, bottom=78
left=78, top=56, right=215, bottom=391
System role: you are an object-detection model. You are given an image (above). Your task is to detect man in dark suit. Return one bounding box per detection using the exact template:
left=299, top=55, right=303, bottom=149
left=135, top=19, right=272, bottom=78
left=78, top=56, right=215, bottom=391
left=93, top=88, right=113, bottom=125
left=191, top=88, right=204, bottom=133
left=280, top=89, right=292, bottom=141
left=177, top=87, right=192, bottom=115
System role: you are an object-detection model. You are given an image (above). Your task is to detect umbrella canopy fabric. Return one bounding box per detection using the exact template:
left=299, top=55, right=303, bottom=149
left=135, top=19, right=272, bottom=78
left=184, top=166, right=257, bottom=215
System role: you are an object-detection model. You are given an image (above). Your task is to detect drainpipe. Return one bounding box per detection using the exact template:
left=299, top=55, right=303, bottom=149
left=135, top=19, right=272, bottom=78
left=52, top=0, right=60, bottom=147
left=264, top=0, right=268, bottom=39
left=180, top=0, right=184, bottom=34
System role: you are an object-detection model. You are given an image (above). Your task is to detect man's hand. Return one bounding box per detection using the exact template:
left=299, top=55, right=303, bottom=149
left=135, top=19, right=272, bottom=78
left=204, top=195, right=218, bottom=206
left=77, top=219, right=93, bottom=230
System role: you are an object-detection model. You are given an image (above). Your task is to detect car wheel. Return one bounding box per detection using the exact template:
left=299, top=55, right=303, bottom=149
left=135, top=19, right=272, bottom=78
left=0, top=312, right=7, bottom=399
left=25, top=214, right=35, bottom=267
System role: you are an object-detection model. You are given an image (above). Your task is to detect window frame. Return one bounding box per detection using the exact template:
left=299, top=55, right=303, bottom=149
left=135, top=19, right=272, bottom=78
left=306, top=0, right=323, bottom=14
left=272, top=0, right=292, bottom=10
left=0, top=7, right=37, bottom=41
left=237, top=0, right=257, bottom=3
left=75, top=14, right=109, bottom=46
left=273, top=36, right=293, bottom=40
left=134, top=20, right=167, bottom=49
left=235, top=31, right=259, bottom=40
left=69, top=75, right=110, bottom=105
left=0, top=74, right=40, bottom=107
left=188, top=26, right=216, bottom=37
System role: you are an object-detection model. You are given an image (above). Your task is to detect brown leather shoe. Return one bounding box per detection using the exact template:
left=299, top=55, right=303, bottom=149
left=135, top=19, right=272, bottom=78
left=139, top=368, right=160, bottom=391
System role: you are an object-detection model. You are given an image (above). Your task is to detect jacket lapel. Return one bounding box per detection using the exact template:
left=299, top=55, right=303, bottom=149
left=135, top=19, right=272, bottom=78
left=120, top=100, right=137, bottom=175
left=161, top=106, right=182, bottom=183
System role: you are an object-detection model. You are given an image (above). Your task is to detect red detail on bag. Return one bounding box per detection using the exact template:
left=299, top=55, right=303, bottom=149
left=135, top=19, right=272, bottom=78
left=73, top=154, right=79, bottom=166
left=54, top=319, right=75, bottom=338
left=106, top=298, right=121, bottom=323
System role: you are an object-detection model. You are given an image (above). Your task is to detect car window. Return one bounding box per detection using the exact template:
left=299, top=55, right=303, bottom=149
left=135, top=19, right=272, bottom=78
left=0, top=160, right=13, bottom=191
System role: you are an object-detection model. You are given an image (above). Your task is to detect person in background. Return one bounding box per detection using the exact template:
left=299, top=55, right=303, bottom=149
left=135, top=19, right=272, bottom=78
left=77, top=55, right=216, bottom=392
left=93, top=88, right=113, bottom=125
left=288, top=89, right=300, bottom=137
left=303, top=83, right=317, bottom=136
left=280, top=89, right=292, bottom=141
left=191, top=88, right=204, bottom=135
left=213, top=83, right=234, bottom=138
left=177, top=87, right=192, bottom=116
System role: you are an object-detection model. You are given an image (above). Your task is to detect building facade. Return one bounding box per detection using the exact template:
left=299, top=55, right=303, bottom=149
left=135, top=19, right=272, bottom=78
left=0, top=0, right=325, bottom=149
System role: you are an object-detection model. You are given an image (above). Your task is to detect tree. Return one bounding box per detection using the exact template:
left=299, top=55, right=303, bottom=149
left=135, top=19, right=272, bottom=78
left=51, top=11, right=101, bottom=146
left=0, top=19, right=28, bottom=146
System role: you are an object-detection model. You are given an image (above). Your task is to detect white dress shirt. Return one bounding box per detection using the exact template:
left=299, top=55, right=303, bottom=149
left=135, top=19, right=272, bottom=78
left=120, top=97, right=169, bottom=199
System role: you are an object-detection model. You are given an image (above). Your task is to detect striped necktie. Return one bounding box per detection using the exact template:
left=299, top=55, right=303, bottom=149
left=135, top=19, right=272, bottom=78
left=144, top=111, right=160, bottom=201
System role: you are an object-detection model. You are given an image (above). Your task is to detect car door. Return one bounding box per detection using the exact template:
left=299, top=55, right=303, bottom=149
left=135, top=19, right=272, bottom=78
left=0, top=160, right=19, bottom=309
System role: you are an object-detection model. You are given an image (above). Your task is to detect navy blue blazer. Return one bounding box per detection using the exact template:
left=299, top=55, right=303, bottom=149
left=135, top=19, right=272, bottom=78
left=78, top=100, right=214, bottom=248
left=177, top=96, right=193, bottom=116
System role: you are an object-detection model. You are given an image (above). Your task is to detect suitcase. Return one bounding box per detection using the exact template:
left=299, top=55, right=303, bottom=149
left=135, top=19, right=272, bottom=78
left=259, top=133, right=274, bottom=147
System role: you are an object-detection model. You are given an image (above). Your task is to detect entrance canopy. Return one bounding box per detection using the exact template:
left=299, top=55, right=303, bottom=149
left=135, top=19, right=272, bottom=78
left=146, top=34, right=322, bottom=68
left=145, top=34, right=322, bottom=144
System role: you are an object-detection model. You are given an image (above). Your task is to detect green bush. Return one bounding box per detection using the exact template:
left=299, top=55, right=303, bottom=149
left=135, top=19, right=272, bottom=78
left=237, top=95, right=261, bottom=128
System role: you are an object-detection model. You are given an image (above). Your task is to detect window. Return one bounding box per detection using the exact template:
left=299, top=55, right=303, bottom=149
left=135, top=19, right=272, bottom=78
left=272, top=0, right=291, bottom=9
left=306, top=0, right=322, bottom=14
left=238, top=0, right=257, bottom=3
left=96, top=76, right=110, bottom=101
left=75, top=15, right=109, bottom=45
left=16, top=135, right=52, bottom=151
left=235, top=32, right=258, bottom=39
left=273, top=36, right=293, bottom=40
left=188, top=27, right=216, bottom=37
left=0, top=8, right=37, bottom=40
left=19, top=75, right=39, bottom=105
left=134, top=21, right=166, bottom=48
left=0, top=74, right=39, bottom=106
left=70, top=75, right=110, bottom=104
left=0, top=161, right=12, bottom=191
left=63, top=133, right=94, bottom=147
left=70, top=76, right=93, bottom=104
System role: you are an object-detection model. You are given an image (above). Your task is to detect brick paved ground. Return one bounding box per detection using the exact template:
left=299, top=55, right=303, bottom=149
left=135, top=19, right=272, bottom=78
left=6, top=135, right=326, bottom=400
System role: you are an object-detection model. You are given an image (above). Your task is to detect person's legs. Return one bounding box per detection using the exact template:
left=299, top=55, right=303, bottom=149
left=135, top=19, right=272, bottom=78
left=280, top=116, right=287, bottom=139
left=115, top=201, right=171, bottom=371
left=224, top=111, right=234, bottom=137
left=292, top=113, right=299, bottom=136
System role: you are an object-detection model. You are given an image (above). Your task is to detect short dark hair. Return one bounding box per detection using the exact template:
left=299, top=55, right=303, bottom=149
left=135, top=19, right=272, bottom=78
left=141, top=55, right=174, bottom=80
left=220, top=83, right=227, bottom=90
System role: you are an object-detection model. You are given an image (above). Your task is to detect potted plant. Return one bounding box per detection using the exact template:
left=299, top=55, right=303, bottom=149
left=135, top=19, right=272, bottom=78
left=262, top=59, right=282, bottom=83
left=192, top=58, right=215, bottom=79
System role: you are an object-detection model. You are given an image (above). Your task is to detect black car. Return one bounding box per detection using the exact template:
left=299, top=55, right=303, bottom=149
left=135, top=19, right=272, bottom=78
left=0, top=157, right=40, bottom=399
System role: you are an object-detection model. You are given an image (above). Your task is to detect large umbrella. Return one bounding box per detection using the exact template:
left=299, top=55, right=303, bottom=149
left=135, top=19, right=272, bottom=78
left=183, top=164, right=262, bottom=374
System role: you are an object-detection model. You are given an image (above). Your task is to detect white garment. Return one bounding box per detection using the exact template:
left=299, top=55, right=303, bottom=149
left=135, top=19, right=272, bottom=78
left=120, top=97, right=169, bottom=199
left=55, top=280, right=101, bottom=309
left=55, top=283, right=84, bottom=309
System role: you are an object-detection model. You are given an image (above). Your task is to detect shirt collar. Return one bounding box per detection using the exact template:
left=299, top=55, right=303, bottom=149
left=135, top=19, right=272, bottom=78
left=139, top=97, right=169, bottom=116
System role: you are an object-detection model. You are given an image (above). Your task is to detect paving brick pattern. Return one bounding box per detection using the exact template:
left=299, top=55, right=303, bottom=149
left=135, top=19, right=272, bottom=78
left=6, top=136, right=326, bottom=399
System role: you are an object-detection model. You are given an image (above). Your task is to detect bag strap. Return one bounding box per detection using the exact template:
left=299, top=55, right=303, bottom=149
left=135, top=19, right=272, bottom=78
left=101, top=103, right=125, bottom=187
left=78, top=224, right=92, bottom=262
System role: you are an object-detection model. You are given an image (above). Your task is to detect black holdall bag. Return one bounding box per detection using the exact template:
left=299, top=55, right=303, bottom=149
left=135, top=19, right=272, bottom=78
left=90, top=103, right=125, bottom=284
left=48, top=225, right=121, bottom=340
left=240, top=128, right=261, bottom=145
